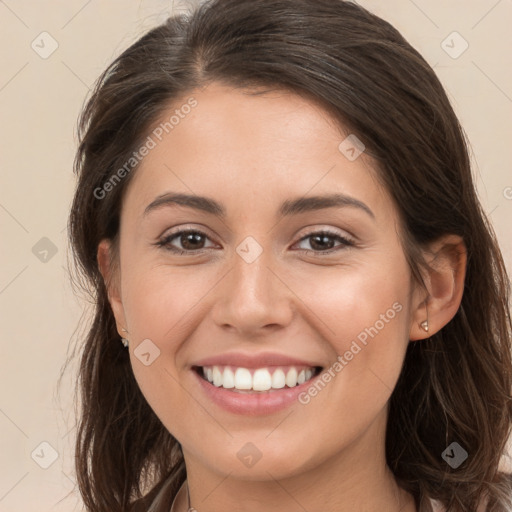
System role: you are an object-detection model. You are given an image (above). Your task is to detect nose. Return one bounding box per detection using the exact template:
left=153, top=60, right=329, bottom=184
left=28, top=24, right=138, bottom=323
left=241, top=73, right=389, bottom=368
left=211, top=246, right=294, bottom=338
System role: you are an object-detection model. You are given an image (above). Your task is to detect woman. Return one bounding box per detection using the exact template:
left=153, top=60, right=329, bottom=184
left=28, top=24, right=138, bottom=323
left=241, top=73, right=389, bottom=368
left=66, top=0, right=512, bottom=510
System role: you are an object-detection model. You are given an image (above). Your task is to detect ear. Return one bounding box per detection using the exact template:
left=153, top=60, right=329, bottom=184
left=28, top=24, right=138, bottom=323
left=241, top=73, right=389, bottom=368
left=409, top=234, right=467, bottom=341
left=97, top=238, right=128, bottom=338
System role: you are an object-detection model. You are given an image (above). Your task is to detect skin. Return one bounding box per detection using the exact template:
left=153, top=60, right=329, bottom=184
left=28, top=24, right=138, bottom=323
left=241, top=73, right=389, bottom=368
left=97, top=82, right=466, bottom=512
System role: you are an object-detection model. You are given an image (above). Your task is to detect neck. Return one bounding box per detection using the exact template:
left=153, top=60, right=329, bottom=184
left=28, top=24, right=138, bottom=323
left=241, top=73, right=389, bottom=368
left=179, top=414, right=417, bottom=512
left=180, top=470, right=415, bottom=512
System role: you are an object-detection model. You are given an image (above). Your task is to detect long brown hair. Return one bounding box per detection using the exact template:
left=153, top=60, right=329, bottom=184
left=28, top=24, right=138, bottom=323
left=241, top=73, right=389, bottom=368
left=64, top=0, right=512, bottom=510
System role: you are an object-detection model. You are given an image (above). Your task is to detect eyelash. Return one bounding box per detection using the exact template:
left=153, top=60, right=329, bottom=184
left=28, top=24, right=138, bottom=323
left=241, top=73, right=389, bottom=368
left=154, top=228, right=355, bottom=256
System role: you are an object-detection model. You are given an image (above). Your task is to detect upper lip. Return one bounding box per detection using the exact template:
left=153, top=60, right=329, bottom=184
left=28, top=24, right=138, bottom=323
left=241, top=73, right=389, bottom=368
left=192, top=351, right=323, bottom=369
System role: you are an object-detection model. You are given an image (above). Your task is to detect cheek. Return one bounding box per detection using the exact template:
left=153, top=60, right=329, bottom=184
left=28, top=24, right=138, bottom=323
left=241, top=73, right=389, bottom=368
left=122, top=264, right=207, bottom=340
left=119, top=265, right=211, bottom=427
left=294, top=256, right=411, bottom=404
left=294, top=253, right=410, bottom=348
left=324, top=270, right=409, bottom=360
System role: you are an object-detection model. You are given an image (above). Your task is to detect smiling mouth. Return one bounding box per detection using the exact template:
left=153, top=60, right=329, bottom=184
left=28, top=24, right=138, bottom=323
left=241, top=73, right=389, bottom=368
left=193, top=365, right=323, bottom=392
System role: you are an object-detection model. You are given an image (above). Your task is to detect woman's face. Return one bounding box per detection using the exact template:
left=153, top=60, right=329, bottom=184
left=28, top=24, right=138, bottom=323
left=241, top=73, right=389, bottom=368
left=104, top=82, right=423, bottom=481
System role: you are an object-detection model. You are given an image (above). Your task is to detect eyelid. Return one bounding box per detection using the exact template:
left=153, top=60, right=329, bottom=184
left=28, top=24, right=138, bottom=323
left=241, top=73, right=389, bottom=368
left=154, top=224, right=356, bottom=255
left=294, top=225, right=355, bottom=243
left=157, top=224, right=217, bottom=243
left=292, top=228, right=355, bottom=253
left=156, top=225, right=218, bottom=251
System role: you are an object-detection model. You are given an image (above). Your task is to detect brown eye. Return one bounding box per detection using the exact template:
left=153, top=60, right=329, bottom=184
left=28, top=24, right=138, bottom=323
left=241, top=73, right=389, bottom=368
left=156, top=229, right=215, bottom=254
left=295, top=230, right=354, bottom=255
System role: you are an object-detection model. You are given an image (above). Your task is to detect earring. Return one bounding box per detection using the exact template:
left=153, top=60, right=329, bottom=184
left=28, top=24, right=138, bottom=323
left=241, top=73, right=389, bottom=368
left=419, top=301, right=429, bottom=333
left=121, top=327, right=129, bottom=348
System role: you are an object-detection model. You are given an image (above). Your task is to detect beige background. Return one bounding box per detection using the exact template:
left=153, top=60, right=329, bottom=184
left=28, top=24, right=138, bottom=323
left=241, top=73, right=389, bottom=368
left=1, top=1, right=511, bottom=510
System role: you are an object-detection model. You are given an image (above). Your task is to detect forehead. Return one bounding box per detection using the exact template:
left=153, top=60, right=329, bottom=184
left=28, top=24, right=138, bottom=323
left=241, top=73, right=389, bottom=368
left=122, top=82, right=392, bottom=222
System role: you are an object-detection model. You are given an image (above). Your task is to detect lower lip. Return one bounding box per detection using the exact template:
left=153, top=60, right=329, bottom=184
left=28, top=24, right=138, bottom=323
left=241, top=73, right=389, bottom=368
left=192, top=369, right=320, bottom=416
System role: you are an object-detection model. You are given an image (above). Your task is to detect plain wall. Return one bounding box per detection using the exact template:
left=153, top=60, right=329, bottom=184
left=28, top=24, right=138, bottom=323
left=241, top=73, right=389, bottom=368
left=0, top=1, right=511, bottom=510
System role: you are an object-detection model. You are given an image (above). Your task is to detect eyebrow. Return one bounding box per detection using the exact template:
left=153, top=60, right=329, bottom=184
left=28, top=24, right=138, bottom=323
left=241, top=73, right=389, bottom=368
left=143, top=192, right=375, bottom=220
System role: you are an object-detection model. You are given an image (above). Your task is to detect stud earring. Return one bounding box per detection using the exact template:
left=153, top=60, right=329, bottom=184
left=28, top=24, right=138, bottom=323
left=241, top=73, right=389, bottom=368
left=121, top=327, right=129, bottom=348
left=419, top=301, right=430, bottom=333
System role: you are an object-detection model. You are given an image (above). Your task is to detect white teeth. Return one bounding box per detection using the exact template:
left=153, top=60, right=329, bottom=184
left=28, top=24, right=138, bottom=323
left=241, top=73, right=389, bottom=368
left=212, top=366, right=223, bottom=387
left=201, top=365, right=318, bottom=391
left=271, top=369, right=286, bottom=389
left=252, top=369, right=272, bottom=391
left=222, top=367, right=235, bottom=388
left=285, top=367, right=298, bottom=388
left=234, top=368, right=252, bottom=390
